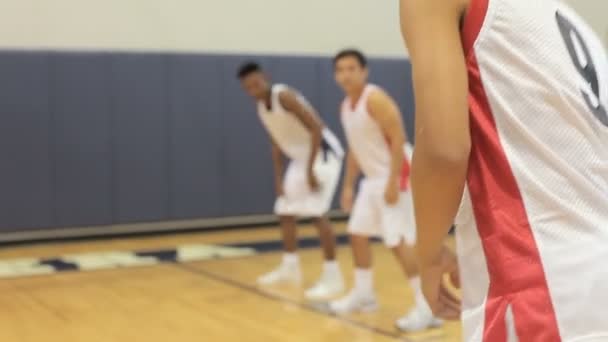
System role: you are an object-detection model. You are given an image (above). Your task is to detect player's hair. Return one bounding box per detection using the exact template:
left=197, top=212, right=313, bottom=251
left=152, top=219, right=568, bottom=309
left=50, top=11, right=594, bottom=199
left=237, top=61, right=263, bottom=79
left=333, top=49, right=368, bottom=68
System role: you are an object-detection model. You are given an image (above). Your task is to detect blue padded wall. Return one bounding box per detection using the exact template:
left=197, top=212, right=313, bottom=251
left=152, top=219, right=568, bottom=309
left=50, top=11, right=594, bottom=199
left=0, top=50, right=413, bottom=234
left=111, top=54, right=171, bottom=223
left=0, top=53, right=54, bottom=231
left=168, top=54, right=224, bottom=219
left=51, top=53, right=113, bottom=227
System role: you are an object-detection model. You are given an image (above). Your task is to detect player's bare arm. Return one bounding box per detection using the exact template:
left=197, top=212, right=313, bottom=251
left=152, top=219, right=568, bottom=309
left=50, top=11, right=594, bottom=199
left=279, top=90, right=324, bottom=191
left=400, top=0, right=470, bottom=319
left=268, top=135, right=286, bottom=197
left=367, top=89, right=407, bottom=205
left=341, top=150, right=360, bottom=213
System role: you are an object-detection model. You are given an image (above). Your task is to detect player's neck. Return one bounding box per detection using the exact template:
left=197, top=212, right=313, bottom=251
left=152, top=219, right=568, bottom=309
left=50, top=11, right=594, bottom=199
left=348, top=84, right=367, bottom=105
left=262, top=88, right=272, bottom=109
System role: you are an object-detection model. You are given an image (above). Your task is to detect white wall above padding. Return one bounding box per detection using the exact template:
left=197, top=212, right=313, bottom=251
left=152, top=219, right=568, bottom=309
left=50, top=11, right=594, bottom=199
left=0, top=0, right=604, bottom=56
left=0, top=0, right=406, bottom=56
left=564, top=0, right=608, bottom=46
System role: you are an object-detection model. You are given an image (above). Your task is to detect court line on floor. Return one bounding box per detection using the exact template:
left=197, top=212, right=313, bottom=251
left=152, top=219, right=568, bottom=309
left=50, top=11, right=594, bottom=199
left=175, top=262, right=415, bottom=342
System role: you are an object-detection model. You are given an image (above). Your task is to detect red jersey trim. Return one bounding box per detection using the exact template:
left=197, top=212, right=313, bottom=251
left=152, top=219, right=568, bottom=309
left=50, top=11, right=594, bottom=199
left=399, top=158, right=410, bottom=191
left=461, top=0, right=489, bottom=57
left=463, top=0, right=562, bottom=340
left=383, top=136, right=410, bottom=191
left=467, top=52, right=561, bottom=342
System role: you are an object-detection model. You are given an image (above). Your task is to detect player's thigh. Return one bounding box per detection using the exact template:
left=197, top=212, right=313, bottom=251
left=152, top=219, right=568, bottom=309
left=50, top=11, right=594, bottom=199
left=283, top=161, right=308, bottom=198
left=380, top=190, right=416, bottom=247
left=314, top=154, right=342, bottom=205
left=285, top=156, right=342, bottom=218
left=348, top=180, right=381, bottom=237
left=274, top=161, right=305, bottom=215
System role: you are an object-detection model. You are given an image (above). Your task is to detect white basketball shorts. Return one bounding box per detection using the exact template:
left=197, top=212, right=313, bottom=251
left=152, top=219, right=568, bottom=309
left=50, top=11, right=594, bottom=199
left=347, top=178, right=416, bottom=247
left=274, top=153, right=342, bottom=217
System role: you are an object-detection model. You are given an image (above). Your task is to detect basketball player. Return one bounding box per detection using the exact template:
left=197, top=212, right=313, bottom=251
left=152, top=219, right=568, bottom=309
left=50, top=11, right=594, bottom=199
left=329, top=49, right=441, bottom=331
left=400, top=0, right=608, bottom=340
left=237, top=62, right=345, bottom=300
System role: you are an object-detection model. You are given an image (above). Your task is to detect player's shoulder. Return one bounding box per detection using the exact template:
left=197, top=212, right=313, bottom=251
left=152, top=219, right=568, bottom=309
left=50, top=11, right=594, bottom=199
left=276, top=84, right=318, bottom=114
left=276, top=84, right=298, bottom=103
left=401, top=0, right=468, bottom=12
left=273, top=83, right=291, bottom=97
left=367, top=85, right=387, bottom=99
left=366, top=85, right=395, bottom=108
left=277, top=84, right=310, bottom=100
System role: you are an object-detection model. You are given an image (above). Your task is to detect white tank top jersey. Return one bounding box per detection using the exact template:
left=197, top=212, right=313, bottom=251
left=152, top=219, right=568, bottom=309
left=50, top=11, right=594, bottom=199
left=456, top=0, right=608, bottom=341
left=257, top=84, right=343, bottom=163
left=340, top=84, right=412, bottom=187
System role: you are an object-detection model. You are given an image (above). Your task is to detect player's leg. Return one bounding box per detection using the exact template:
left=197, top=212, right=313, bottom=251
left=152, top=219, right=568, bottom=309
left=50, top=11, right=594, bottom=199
left=304, top=215, right=344, bottom=299
left=310, top=153, right=343, bottom=266
left=329, top=233, right=379, bottom=313
left=302, top=152, right=345, bottom=299
left=313, top=215, right=336, bottom=261
left=383, top=192, right=442, bottom=331
left=390, top=239, right=418, bottom=276
left=257, top=163, right=303, bottom=286
left=279, top=215, right=300, bottom=275
left=330, top=180, right=379, bottom=313
left=257, top=214, right=302, bottom=285
left=280, top=215, right=298, bottom=253
left=350, top=233, right=374, bottom=296
left=390, top=241, right=441, bottom=331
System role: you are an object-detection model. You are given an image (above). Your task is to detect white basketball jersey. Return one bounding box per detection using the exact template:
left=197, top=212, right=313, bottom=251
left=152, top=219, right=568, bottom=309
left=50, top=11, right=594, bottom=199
left=457, top=0, right=608, bottom=341
left=341, top=84, right=412, bottom=187
left=257, top=84, right=343, bottom=162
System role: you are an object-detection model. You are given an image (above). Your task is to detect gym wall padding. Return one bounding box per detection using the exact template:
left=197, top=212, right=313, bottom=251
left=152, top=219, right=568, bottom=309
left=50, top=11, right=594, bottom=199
left=168, top=54, right=223, bottom=220
left=51, top=54, right=113, bottom=227
left=112, top=54, right=171, bottom=223
left=0, top=50, right=414, bottom=234
left=0, top=53, right=54, bottom=230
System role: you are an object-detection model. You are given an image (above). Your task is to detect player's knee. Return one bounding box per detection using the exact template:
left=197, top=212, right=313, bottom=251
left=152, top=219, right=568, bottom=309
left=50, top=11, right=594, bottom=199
left=349, top=234, right=369, bottom=245
left=389, top=239, right=413, bottom=256
left=279, top=216, right=297, bottom=226
left=312, top=215, right=329, bottom=227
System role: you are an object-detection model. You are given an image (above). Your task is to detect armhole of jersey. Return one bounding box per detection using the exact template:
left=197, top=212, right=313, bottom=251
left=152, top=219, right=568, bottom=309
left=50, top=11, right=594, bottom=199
left=461, top=0, right=490, bottom=57
left=364, top=85, right=380, bottom=119
left=273, top=84, right=289, bottom=113
left=340, top=99, right=348, bottom=116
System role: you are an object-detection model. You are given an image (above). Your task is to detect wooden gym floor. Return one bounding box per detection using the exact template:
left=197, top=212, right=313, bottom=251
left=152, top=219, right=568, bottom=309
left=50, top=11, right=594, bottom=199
left=0, top=223, right=462, bottom=342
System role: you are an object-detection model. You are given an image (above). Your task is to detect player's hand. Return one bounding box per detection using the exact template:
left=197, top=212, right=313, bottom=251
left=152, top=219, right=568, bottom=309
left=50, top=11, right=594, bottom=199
left=308, top=171, right=320, bottom=192
left=341, top=186, right=354, bottom=213
left=384, top=178, right=400, bottom=205
left=419, top=246, right=461, bottom=320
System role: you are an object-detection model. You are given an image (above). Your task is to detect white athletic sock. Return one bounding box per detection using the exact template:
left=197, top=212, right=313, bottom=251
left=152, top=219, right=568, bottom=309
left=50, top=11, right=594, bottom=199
left=410, top=276, right=423, bottom=298
left=282, top=253, right=300, bottom=268
left=410, top=276, right=432, bottom=311
left=322, top=260, right=340, bottom=276
left=354, top=268, right=374, bottom=296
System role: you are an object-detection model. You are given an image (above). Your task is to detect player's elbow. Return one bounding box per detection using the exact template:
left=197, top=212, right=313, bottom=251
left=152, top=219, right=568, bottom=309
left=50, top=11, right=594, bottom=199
left=309, top=121, right=323, bottom=137
left=417, top=139, right=471, bottom=167
left=310, top=128, right=322, bottom=144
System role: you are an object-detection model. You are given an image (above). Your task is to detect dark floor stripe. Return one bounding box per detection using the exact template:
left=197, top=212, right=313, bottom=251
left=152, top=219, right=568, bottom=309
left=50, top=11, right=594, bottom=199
left=39, top=259, right=79, bottom=272
left=228, top=234, right=381, bottom=254
left=136, top=249, right=178, bottom=262
left=174, top=263, right=411, bottom=342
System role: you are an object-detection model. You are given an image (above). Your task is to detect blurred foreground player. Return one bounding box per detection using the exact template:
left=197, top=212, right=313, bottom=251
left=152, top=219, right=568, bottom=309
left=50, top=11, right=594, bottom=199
left=329, top=49, right=441, bottom=332
left=400, top=0, right=608, bottom=340
left=238, top=62, right=345, bottom=300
